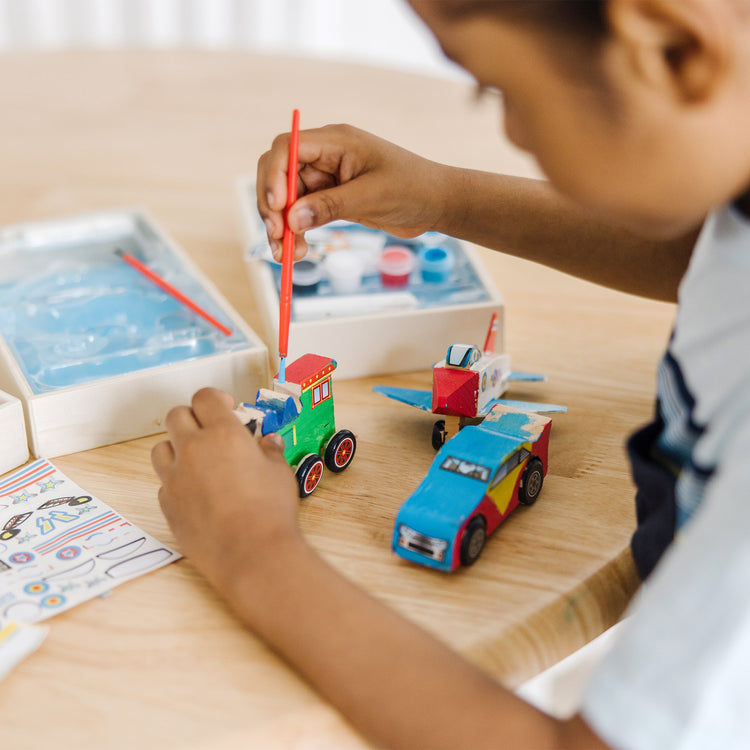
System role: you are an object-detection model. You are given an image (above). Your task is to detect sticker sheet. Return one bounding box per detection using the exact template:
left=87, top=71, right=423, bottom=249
left=0, top=459, right=179, bottom=629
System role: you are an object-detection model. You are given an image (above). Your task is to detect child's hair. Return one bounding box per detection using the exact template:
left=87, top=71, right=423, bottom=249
left=439, top=1, right=607, bottom=40
left=438, top=0, right=610, bottom=86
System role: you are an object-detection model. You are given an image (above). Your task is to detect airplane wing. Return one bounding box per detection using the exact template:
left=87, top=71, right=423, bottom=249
left=508, top=371, right=546, bottom=382
left=372, top=385, right=433, bottom=412
left=479, top=397, right=567, bottom=415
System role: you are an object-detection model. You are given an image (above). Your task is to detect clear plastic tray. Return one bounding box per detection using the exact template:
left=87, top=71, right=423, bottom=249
left=0, top=211, right=251, bottom=394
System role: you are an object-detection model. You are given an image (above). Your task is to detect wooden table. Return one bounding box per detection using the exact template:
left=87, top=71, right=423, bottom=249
left=0, top=52, right=676, bottom=749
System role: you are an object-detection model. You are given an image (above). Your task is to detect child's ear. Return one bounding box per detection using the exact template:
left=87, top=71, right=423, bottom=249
left=607, top=0, right=732, bottom=103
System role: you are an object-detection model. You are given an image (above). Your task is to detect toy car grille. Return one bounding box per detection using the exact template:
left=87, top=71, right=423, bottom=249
left=397, top=525, right=449, bottom=562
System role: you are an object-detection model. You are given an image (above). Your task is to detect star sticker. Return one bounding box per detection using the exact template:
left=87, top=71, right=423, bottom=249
left=77, top=505, right=95, bottom=516
left=16, top=533, right=34, bottom=544
left=37, top=478, right=64, bottom=493
left=10, top=491, right=35, bottom=505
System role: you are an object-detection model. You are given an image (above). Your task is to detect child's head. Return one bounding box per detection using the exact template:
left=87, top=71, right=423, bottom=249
left=408, top=0, right=750, bottom=237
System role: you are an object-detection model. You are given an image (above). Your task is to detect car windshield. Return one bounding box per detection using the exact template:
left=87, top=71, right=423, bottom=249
left=439, top=455, right=490, bottom=482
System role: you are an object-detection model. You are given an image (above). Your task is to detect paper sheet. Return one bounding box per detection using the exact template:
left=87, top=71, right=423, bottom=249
left=0, top=459, right=179, bottom=630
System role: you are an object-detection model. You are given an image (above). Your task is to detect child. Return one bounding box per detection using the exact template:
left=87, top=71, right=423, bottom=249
left=151, top=2, right=750, bottom=748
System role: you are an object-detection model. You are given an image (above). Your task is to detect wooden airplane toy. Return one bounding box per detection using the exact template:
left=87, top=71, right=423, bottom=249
left=373, top=312, right=566, bottom=448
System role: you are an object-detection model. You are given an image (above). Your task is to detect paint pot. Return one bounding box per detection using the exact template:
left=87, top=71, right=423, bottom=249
left=324, top=250, right=365, bottom=294
left=418, top=245, right=455, bottom=283
left=377, top=246, right=415, bottom=288
left=292, top=258, right=323, bottom=294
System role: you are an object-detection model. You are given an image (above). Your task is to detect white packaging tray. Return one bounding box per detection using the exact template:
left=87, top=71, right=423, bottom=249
left=0, top=209, right=269, bottom=457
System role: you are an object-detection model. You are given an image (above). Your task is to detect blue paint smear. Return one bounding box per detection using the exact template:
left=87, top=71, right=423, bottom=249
left=481, top=409, right=535, bottom=436
left=0, top=214, right=252, bottom=394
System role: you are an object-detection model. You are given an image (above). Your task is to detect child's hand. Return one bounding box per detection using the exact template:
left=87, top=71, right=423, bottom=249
left=257, top=124, right=448, bottom=260
left=151, top=387, right=301, bottom=595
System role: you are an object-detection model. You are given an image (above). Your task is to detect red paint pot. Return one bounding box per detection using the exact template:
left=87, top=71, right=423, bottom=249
left=377, top=246, right=415, bottom=288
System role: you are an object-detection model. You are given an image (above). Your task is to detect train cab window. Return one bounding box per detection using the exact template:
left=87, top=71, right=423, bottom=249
left=311, top=378, right=331, bottom=408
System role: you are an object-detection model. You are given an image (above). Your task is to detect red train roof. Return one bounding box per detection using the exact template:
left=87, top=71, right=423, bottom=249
left=283, top=354, right=337, bottom=390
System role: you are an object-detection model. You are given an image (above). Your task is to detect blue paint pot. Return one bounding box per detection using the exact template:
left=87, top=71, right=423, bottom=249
left=418, top=246, right=454, bottom=283
left=292, top=258, right=323, bottom=294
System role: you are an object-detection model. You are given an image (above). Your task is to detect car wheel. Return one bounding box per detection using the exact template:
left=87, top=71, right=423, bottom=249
left=324, top=430, right=356, bottom=473
left=518, top=458, right=544, bottom=505
left=296, top=454, right=324, bottom=498
left=432, top=420, right=447, bottom=450
left=459, top=516, right=487, bottom=567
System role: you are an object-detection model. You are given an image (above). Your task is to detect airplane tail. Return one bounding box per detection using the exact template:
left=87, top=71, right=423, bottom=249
left=483, top=311, right=499, bottom=355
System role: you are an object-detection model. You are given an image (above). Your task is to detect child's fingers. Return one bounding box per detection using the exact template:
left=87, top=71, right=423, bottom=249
left=259, top=432, right=286, bottom=458
left=150, top=439, right=175, bottom=477
left=163, top=404, right=200, bottom=437
left=261, top=131, right=296, bottom=213
left=258, top=130, right=317, bottom=217
left=268, top=233, right=308, bottom=263
left=256, top=147, right=287, bottom=260
left=189, top=387, right=238, bottom=427
left=258, top=144, right=310, bottom=262
left=293, top=234, right=309, bottom=261
left=258, top=126, right=357, bottom=221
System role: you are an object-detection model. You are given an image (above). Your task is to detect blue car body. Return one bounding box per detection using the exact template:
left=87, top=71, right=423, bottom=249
left=392, top=405, right=551, bottom=572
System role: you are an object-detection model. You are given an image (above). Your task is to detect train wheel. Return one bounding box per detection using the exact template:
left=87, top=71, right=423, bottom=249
left=296, top=454, right=324, bottom=498
left=324, top=430, right=357, bottom=473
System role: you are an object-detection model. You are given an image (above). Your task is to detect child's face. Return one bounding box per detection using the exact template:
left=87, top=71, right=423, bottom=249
left=409, top=1, right=750, bottom=238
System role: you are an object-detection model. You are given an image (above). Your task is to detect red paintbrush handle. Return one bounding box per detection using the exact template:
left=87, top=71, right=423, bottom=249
left=278, top=109, right=300, bottom=358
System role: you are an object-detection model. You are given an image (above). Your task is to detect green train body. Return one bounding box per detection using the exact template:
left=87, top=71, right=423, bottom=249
left=235, top=354, right=356, bottom=496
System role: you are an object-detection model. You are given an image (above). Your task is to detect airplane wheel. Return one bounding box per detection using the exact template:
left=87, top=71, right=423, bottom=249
left=519, top=458, right=544, bottom=505
left=324, top=430, right=356, bottom=473
left=459, top=516, right=487, bottom=567
left=296, top=454, right=324, bottom=498
left=431, top=420, right=447, bottom=450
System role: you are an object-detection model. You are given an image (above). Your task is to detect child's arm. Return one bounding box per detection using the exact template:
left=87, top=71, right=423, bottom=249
left=152, top=388, right=610, bottom=750
left=258, top=124, right=698, bottom=302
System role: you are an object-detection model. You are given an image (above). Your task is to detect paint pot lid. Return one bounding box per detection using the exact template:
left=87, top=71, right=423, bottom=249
left=418, top=245, right=455, bottom=272
left=324, top=249, right=365, bottom=277
left=293, top=258, right=323, bottom=285
left=378, top=246, right=416, bottom=276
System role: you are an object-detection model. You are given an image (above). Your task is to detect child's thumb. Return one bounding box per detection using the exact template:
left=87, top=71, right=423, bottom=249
left=259, top=432, right=286, bottom=458
left=287, top=180, right=370, bottom=233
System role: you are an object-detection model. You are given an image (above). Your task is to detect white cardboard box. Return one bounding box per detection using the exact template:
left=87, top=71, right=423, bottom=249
left=0, top=389, right=29, bottom=475
left=0, top=210, right=269, bottom=458
left=236, top=177, right=505, bottom=379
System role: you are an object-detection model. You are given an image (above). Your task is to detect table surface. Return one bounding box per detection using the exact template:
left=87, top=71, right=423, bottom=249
left=0, top=51, right=677, bottom=749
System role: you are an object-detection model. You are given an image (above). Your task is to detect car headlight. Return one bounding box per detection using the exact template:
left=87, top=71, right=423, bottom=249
left=397, top=525, right=449, bottom=562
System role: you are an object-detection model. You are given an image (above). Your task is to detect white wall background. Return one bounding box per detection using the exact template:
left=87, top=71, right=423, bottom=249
left=0, top=0, right=466, bottom=79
